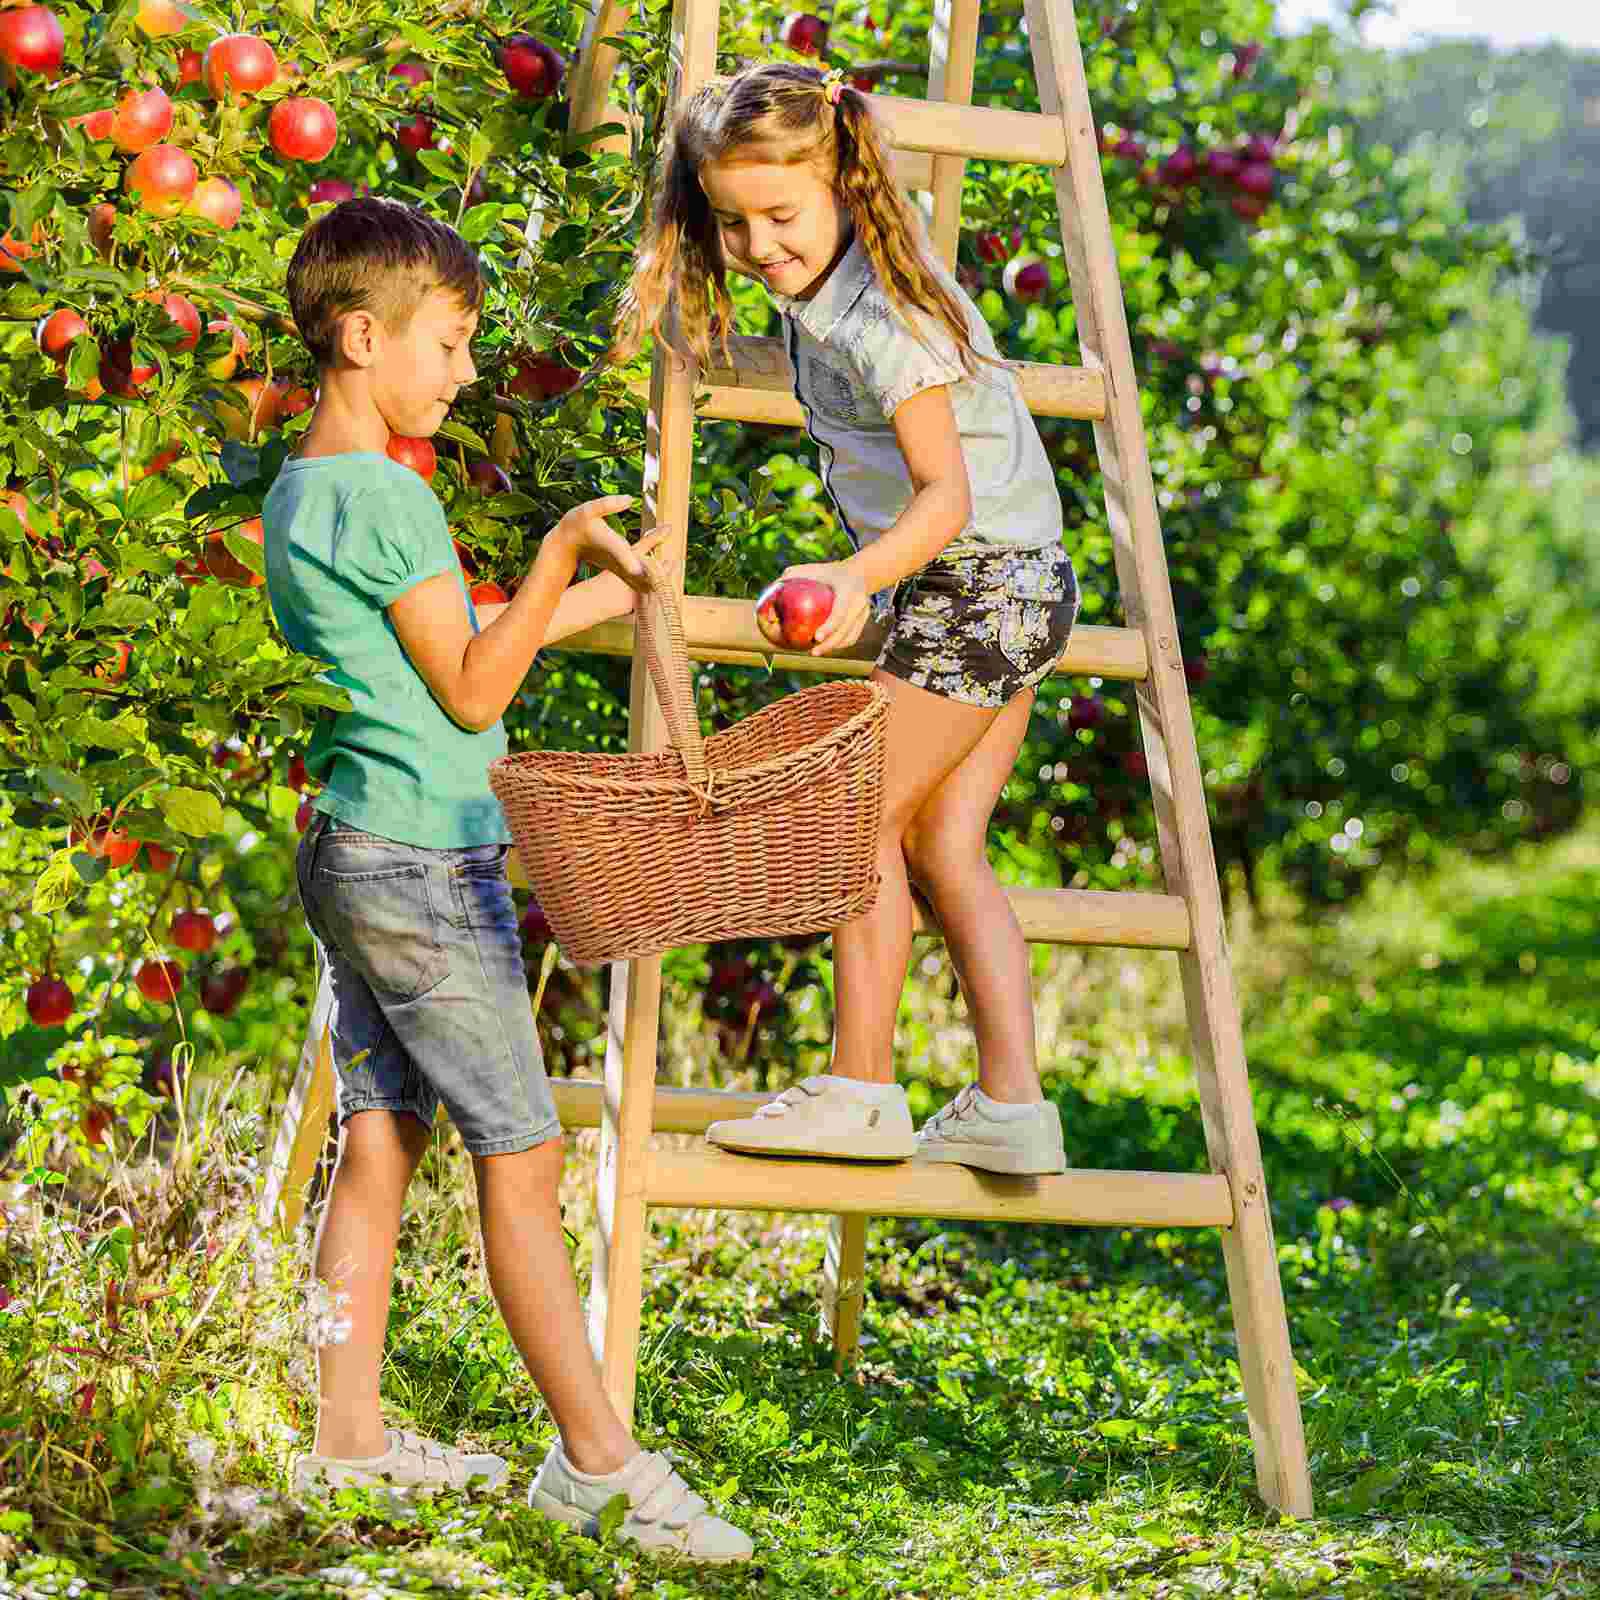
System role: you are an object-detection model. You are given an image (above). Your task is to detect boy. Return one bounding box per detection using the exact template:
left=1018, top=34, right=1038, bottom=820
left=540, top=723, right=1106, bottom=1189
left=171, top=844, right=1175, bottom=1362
left=263, top=197, right=751, bottom=1564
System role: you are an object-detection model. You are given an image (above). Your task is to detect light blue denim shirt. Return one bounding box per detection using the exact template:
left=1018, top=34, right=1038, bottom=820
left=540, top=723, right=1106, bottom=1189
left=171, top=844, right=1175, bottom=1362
left=772, top=231, right=1064, bottom=556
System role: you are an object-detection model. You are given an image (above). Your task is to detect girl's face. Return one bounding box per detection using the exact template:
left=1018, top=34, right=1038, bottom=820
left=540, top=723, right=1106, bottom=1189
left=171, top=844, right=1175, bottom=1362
left=700, top=156, right=852, bottom=302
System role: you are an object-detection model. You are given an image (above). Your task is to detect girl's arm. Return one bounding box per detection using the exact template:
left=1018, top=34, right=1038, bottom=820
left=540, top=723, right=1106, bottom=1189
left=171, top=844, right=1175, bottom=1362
left=472, top=563, right=669, bottom=644
left=788, top=385, right=973, bottom=655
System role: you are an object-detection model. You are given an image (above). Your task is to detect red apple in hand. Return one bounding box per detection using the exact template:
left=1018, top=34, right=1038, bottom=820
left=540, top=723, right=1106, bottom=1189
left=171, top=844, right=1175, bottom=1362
left=755, top=577, right=834, bottom=650
left=26, top=976, right=73, bottom=1028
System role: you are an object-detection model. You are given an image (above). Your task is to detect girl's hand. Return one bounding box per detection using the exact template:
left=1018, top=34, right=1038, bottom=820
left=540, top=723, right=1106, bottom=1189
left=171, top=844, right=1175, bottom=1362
left=781, top=561, right=871, bottom=655
left=550, top=495, right=662, bottom=594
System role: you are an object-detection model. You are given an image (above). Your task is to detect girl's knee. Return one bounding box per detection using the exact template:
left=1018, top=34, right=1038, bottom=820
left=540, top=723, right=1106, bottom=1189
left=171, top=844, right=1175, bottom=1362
left=903, top=821, right=986, bottom=888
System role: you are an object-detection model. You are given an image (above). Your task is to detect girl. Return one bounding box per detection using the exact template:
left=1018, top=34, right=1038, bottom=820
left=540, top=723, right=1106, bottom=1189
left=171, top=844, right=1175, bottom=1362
left=613, top=62, right=1077, bottom=1175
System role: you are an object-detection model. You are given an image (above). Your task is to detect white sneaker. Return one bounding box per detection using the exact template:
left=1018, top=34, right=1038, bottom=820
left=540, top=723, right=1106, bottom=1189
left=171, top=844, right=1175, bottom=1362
left=290, top=1428, right=508, bottom=1496
left=705, top=1075, right=915, bottom=1161
left=913, top=1086, right=1066, bottom=1175
left=529, top=1443, right=754, bottom=1564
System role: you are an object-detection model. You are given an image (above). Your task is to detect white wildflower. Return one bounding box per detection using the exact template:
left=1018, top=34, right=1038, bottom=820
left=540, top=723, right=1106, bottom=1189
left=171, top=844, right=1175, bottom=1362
left=306, top=1281, right=353, bottom=1348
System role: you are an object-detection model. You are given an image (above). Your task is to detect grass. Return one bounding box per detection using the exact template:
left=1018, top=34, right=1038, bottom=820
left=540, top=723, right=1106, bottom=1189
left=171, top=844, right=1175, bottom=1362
left=3, top=826, right=1600, bottom=1598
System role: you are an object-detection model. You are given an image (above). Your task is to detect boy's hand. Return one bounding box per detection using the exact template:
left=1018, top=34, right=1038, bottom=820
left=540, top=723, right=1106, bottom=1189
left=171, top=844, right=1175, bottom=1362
left=549, top=495, right=660, bottom=594
left=586, top=527, right=678, bottom=619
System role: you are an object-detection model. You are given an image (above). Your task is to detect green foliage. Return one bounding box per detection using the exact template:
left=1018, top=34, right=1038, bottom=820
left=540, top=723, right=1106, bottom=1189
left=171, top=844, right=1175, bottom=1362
left=3, top=822, right=1599, bottom=1595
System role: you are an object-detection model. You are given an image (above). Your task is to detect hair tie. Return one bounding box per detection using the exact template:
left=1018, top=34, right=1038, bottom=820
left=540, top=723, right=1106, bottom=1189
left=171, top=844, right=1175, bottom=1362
left=822, top=69, right=845, bottom=107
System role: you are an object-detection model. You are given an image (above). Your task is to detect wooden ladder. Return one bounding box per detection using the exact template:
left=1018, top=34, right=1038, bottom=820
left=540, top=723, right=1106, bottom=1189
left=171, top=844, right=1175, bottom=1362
left=260, top=0, right=1313, bottom=1518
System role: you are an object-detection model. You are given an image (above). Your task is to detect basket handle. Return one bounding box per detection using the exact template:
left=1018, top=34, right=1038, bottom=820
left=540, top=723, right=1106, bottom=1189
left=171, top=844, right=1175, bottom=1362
left=634, top=554, right=709, bottom=788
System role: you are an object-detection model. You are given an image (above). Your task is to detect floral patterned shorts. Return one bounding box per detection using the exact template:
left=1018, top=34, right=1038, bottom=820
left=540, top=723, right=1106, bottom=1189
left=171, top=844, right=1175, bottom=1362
left=875, top=545, right=1080, bottom=708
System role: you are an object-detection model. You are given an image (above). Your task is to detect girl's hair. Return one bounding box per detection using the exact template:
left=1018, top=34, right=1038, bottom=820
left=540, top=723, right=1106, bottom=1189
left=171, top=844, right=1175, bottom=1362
left=612, top=61, right=982, bottom=375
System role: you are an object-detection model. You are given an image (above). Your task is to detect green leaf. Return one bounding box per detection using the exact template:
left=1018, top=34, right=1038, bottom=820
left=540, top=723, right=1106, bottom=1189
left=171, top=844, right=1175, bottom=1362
left=71, top=851, right=108, bottom=885
left=936, top=1372, right=969, bottom=1406
left=222, top=526, right=265, bottom=578
left=596, top=1492, right=629, bottom=1542
left=1343, top=1464, right=1405, bottom=1514
left=118, top=542, right=174, bottom=577
left=72, top=713, right=147, bottom=752
left=38, top=765, right=91, bottom=812
left=5, top=694, right=38, bottom=727
left=1095, top=1419, right=1141, bottom=1439
left=183, top=584, right=231, bottom=640
left=159, top=786, right=225, bottom=837
left=434, top=418, right=490, bottom=454
left=83, top=594, right=158, bottom=632
left=33, top=853, right=79, bottom=915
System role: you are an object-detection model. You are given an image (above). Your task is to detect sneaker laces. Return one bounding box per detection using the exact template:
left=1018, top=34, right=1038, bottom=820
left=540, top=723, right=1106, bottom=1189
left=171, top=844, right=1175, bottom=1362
left=924, top=1085, right=978, bottom=1138
left=752, top=1077, right=827, bottom=1120
left=624, top=1451, right=709, bottom=1531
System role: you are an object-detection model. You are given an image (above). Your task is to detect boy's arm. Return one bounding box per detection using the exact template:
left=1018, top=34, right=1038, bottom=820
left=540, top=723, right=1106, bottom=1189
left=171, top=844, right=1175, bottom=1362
left=471, top=570, right=643, bottom=644
left=389, top=495, right=652, bottom=733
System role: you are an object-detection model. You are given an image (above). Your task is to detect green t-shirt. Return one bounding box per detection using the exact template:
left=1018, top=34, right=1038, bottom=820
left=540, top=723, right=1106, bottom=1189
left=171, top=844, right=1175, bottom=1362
left=263, top=451, right=510, bottom=848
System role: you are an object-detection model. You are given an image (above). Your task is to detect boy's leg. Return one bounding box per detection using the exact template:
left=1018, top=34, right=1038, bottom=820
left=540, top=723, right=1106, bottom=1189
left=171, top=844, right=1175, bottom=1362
left=312, top=1107, right=432, bottom=1460
left=903, top=687, right=1041, bottom=1104
left=471, top=1140, right=635, bottom=1475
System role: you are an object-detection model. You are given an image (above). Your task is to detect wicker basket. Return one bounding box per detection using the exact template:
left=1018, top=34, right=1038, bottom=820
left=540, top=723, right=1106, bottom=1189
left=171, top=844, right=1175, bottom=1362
left=489, top=560, right=889, bottom=964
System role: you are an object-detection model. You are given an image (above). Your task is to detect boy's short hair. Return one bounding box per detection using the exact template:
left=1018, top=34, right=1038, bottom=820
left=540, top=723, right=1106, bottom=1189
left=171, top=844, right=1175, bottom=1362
left=286, top=197, right=483, bottom=367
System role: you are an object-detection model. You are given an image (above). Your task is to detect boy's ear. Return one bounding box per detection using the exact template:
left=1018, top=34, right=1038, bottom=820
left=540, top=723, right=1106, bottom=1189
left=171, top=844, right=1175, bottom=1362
left=335, top=309, right=382, bottom=369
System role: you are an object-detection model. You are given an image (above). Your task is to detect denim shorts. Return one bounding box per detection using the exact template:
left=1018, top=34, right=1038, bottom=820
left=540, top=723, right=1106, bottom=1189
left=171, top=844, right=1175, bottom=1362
left=876, top=545, right=1080, bottom=708
left=294, top=812, right=561, bottom=1156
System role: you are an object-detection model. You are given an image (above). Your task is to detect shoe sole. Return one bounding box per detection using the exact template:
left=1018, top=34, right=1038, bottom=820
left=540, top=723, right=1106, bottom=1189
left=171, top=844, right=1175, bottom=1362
left=708, top=1134, right=915, bottom=1162
left=911, top=1142, right=1067, bottom=1176
left=530, top=1489, right=753, bottom=1564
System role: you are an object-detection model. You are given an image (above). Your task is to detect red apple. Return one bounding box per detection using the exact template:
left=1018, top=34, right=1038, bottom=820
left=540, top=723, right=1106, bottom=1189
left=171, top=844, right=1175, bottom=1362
left=0, top=6, right=65, bottom=75
left=502, top=33, right=555, bottom=98
left=271, top=377, right=314, bottom=420
left=68, top=107, right=115, bottom=140
left=389, top=60, right=429, bottom=90
left=77, top=821, right=141, bottom=866
left=186, top=175, right=242, bottom=228
left=708, top=956, right=751, bottom=996
left=135, top=0, right=189, bottom=36
left=1234, top=160, right=1274, bottom=199
left=1230, top=193, right=1267, bottom=222
left=200, top=966, right=248, bottom=1016
left=153, top=290, right=201, bottom=351
left=87, top=202, right=117, bottom=260
left=1002, top=254, right=1051, bottom=305
left=170, top=908, right=216, bottom=953
left=26, top=976, right=73, bottom=1028
left=203, top=33, right=277, bottom=98
left=202, top=318, right=247, bottom=379
left=110, top=87, right=174, bottom=153
left=1184, top=655, right=1209, bottom=685
left=216, top=375, right=277, bottom=439
left=737, top=978, right=781, bottom=1021
left=470, top=580, right=508, bottom=607
left=755, top=576, right=834, bottom=650
left=37, top=307, right=89, bottom=362
left=1067, top=695, right=1106, bottom=731
left=200, top=517, right=263, bottom=586
left=520, top=902, right=552, bottom=943
left=0, top=221, right=44, bottom=272
left=849, top=71, right=876, bottom=92
left=1233, top=42, right=1263, bottom=79
left=175, top=46, right=202, bottom=87
left=295, top=797, right=314, bottom=832
left=286, top=752, right=308, bottom=790
left=269, top=96, right=337, bottom=162
left=135, top=959, right=183, bottom=1003
left=125, top=144, right=197, bottom=216
left=974, top=224, right=1022, bottom=264
left=506, top=352, right=581, bottom=403
left=781, top=12, right=828, bottom=54
left=1160, top=144, right=1199, bottom=187
left=307, top=177, right=355, bottom=205
left=140, top=842, right=177, bottom=872
left=1121, top=750, right=1148, bottom=780
left=467, top=459, right=511, bottom=495
left=1111, top=135, right=1146, bottom=161
left=386, top=434, right=436, bottom=480
left=98, top=335, right=155, bottom=398
left=81, top=1105, right=114, bottom=1147
left=394, top=113, right=434, bottom=152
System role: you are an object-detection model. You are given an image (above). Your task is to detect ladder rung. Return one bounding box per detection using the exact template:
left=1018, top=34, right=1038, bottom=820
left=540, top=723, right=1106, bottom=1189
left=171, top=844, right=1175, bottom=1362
left=870, top=93, right=1067, bottom=167
left=554, top=1079, right=765, bottom=1133
left=891, top=147, right=935, bottom=191
left=643, top=1147, right=1234, bottom=1228
left=627, top=339, right=1105, bottom=423
left=555, top=596, right=1149, bottom=681
left=914, top=886, right=1189, bottom=950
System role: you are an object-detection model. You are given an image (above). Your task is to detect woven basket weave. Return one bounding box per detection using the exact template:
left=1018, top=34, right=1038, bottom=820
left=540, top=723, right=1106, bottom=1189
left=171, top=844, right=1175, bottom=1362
left=489, top=560, right=889, bottom=964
